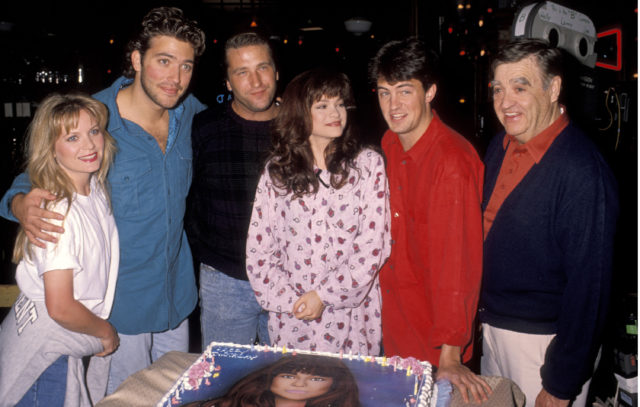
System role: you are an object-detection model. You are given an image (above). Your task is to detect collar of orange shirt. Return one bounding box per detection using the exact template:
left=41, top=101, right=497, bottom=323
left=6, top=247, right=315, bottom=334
left=502, top=106, right=569, bottom=164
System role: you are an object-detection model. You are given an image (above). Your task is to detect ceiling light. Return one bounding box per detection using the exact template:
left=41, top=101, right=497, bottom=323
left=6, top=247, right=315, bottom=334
left=344, top=18, right=372, bottom=35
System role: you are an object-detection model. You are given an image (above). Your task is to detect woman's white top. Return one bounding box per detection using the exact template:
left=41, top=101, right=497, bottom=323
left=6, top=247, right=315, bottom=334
left=15, top=177, right=119, bottom=319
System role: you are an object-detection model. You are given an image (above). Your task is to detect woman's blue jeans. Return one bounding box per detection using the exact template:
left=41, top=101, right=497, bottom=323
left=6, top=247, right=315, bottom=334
left=16, top=355, right=68, bottom=407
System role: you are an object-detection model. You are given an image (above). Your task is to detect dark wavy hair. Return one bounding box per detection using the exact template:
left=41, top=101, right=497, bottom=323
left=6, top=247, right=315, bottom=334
left=123, top=7, right=206, bottom=78
left=267, top=69, right=361, bottom=199
left=368, top=37, right=439, bottom=91
left=207, top=354, right=361, bottom=407
left=491, top=38, right=563, bottom=90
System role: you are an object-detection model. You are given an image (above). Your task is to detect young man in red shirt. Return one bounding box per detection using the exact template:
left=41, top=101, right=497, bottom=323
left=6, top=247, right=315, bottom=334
left=369, top=37, right=490, bottom=402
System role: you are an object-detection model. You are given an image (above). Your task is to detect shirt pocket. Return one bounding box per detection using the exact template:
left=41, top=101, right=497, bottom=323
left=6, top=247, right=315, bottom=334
left=173, top=142, right=192, bottom=199
left=109, top=157, right=153, bottom=218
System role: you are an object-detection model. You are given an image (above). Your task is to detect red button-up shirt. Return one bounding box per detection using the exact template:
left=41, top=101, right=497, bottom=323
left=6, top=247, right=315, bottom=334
left=380, top=112, right=484, bottom=365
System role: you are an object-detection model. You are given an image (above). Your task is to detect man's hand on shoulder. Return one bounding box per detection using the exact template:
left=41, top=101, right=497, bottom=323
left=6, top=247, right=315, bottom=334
left=437, top=344, right=492, bottom=404
left=12, top=189, right=64, bottom=248
left=535, top=389, right=570, bottom=407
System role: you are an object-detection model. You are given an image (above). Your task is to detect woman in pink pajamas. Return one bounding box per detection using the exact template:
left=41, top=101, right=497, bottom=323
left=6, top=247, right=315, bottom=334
left=246, top=69, right=390, bottom=356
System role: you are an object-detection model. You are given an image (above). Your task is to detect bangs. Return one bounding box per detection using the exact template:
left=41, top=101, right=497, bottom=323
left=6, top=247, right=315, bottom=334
left=53, top=107, right=81, bottom=137
left=271, top=356, right=344, bottom=379
left=273, top=362, right=333, bottom=378
left=307, top=72, right=354, bottom=107
left=379, top=67, right=412, bottom=85
left=52, top=102, right=102, bottom=138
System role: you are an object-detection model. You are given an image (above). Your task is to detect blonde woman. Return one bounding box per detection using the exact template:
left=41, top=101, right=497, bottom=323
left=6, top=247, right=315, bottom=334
left=0, top=93, right=119, bottom=406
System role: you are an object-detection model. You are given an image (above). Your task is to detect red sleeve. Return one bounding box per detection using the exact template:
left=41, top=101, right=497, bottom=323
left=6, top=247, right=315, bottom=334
left=425, top=153, right=484, bottom=361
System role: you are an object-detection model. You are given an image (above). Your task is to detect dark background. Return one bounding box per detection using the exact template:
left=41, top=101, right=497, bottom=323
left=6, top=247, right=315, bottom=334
left=0, top=0, right=636, bottom=402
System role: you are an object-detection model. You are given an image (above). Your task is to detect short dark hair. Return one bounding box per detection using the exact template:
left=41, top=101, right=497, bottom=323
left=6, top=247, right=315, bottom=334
left=123, top=7, right=206, bottom=78
left=369, top=37, right=439, bottom=91
left=491, top=38, right=563, bottom=89
left=224, top=32, right=275, bottom=75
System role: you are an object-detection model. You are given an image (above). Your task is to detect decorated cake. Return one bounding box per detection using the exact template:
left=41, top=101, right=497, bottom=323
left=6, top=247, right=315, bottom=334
left=158, top=342, right=440, bottom=407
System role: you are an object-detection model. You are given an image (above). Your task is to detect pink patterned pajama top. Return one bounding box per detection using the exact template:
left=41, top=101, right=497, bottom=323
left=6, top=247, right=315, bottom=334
left=246, top=148, right=391, bottom=356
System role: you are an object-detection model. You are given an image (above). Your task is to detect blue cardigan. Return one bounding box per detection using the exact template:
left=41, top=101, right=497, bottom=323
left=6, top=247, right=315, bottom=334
left=480, top=122, right=618, bottom=400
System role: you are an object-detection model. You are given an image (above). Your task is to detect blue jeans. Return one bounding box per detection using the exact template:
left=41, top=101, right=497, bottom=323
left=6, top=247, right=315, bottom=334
left=16, top=355, right=68, bottom=407
left=199, top=264, right=269, bottom=348
left=106, top=318, right=189, bottom=395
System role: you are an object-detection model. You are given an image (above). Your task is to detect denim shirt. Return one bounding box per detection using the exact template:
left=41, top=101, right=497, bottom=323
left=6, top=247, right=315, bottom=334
left=0, top=76, right=206, bottom=334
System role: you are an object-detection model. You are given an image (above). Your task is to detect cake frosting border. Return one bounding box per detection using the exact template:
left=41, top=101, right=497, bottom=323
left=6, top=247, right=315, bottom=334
left=157, top=342, right=437, bottom=407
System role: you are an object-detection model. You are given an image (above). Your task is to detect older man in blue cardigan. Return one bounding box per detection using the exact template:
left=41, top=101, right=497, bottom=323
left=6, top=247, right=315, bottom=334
left=479, top=39, right=618, bottom=407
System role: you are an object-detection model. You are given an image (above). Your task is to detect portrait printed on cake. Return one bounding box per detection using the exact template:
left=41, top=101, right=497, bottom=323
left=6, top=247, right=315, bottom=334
left=188, top=354, right=359, bottom=407
left=160, top=344, right=431, bottom=407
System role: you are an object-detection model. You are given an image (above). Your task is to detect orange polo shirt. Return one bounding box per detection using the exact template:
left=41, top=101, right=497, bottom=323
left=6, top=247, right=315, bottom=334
left=483, top=109, right=569, bottom=239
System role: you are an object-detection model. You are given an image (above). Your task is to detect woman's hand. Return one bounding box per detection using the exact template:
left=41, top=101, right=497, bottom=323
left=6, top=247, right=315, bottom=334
left=293, top=291, right=325, bottom=321
left=95, top=321, right=120, bottom=357
left=44, top=269, right=120, bottom=357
